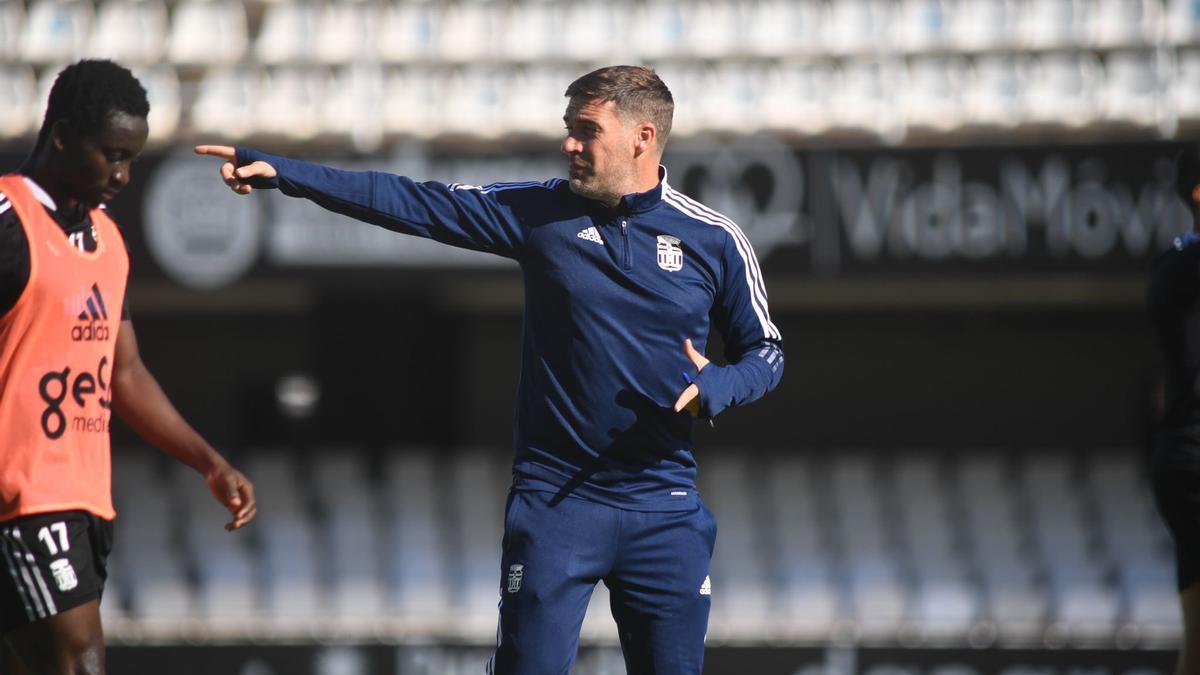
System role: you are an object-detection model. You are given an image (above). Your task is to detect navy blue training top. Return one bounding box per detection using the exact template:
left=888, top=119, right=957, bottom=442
left=238, top=149, right=785, bottom=510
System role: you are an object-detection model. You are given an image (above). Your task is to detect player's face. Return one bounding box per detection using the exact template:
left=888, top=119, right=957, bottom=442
left=56, top=111, right=148, bottom=208
left=562, top=98, right=638, bottom=205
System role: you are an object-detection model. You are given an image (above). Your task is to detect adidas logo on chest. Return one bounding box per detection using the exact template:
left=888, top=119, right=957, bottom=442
left=576, top=226, right=603, bottom=245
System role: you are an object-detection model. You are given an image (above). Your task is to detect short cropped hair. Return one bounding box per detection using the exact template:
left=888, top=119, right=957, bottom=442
left=34, top=59, right=149, bottom=152
left=565, top=65, right=674, bottom=149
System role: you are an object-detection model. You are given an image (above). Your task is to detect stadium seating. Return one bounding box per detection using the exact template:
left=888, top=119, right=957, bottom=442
left=103, top=445, right=1178, bottom=645
left=0, top=0, right=1194, bottom=144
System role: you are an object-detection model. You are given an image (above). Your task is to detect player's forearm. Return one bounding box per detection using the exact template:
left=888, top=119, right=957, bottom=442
left=692, top=341, right=784, bottom=418
left=111, top=363, right=228, bottom=475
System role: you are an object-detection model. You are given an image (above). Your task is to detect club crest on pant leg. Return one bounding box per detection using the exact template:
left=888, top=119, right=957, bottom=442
left=50, top=559, right=78, bottom=592
left=507, top=564, right=524, bottom=593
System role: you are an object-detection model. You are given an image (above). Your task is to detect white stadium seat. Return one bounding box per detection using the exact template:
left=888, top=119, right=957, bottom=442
left=134, top=66, right=181, bottom=143
left=759, top=61, right=833, bottom=135
left=255, top=1, right=317, bottom=65
left=22, top=0, right=92, bottom=64
left=0, top=65, right=37, bottom=138
left=629, top=0, right=689, bottom=60
left=255, top=67, right=326, bottom=141
left=0, top=1, right=25, bottom=61
left=190, top=66, right=260, bottom=141
left=315, top=1, right=380, bottom=64
left=503, top=65, right=573, bottom=138
left=323, top=65, right=385, bottom=152
left=383, top=449, right=452, bottom=622
left=682, top=0, right=740, bottom=59
left=499, top=0, right=561, bottom=62
left=831, top=59, right=907, bottom=141
left=383, top=66, right=443, bottom=137
left=964, top=55, right=1026, bottom=128
left=743, top=0, right=822, bottom=58
left=897, top=0, right=953, bottom=53
left=1019, top=0, right=1086, bottom=49
left=168, top=0, right=247, bottom=66
left=952, top=0, right=1020, bottom=51
left=437, top=66, right=507, bottom=138
left=1101, top=50, right=1164, bottom=128
left=559, top=0, right=621, bottom=62
left=1091, top=0, right=1162, bottom=47
left=377, top=1, right=440, bottom=63
left=903, top=56, right=967, bottom=132
left=436, top=0, right=502, bottom=63
left=1168, top=0, right=1200, bottom=44
left=1176, top=49, right=1200, bottom=124
left=88, top=0, right=166, bottom=65
left=1023, top=53, right=1101, bottom=127
left=823, top=0, right=894, bottom=56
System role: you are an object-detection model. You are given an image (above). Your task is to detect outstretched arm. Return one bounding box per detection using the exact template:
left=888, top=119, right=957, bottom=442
left=194, top=144, right=531, bottom=258
left=110, top=319, right=256, bottom=530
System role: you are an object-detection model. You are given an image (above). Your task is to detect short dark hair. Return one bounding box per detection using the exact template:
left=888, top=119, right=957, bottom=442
left=34, top=59, right=149, bottom=152
left=565, top=65, right=674, bottom=148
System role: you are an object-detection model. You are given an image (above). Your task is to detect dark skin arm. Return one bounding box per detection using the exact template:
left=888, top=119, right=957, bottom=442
left=110, top=318, right=256, bottom=530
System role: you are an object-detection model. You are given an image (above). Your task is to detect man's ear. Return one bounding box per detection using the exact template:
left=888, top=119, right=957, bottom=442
left=1192, top=183, right=1200, bottom=205
left=49, top=120, right=72, bottom=152
left=634, top=122, right=657, bottom=157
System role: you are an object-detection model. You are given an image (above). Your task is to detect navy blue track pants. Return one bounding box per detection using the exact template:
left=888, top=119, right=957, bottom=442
left=489, top=489, right=717, bottom=675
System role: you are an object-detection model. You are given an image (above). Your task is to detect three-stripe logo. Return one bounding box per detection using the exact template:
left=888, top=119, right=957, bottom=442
left=71, top=283, right=110, bottom=342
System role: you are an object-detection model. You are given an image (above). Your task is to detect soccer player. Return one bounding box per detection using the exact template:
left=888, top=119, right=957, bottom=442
left=0, top=60, right=257, bottom=675
left=197, top=65, right=782, bottom=675
left=1149, top=144, right=1200, bottom=675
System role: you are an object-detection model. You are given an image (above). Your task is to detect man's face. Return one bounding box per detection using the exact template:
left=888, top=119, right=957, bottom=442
left=55, top=111, right=148, bottom=208
left=561, top=98, right=638, bottom=205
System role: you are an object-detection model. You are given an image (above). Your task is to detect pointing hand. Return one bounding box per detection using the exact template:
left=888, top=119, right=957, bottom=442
left=194, top=145, right=276, bottom=195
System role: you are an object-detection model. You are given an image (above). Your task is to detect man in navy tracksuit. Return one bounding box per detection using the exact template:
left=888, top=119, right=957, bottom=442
left=198, top=65, right=783, bottom=674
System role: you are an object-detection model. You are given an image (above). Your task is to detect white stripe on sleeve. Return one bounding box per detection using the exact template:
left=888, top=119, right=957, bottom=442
left=662, top=188, right=781, bottom=340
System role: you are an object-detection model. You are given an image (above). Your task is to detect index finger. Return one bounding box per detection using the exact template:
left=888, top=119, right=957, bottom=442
left=194, top=145, right=237, bottom=160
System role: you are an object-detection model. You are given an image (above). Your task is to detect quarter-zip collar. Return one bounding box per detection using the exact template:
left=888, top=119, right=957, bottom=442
left=617, top=165, right=668, bottom=215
